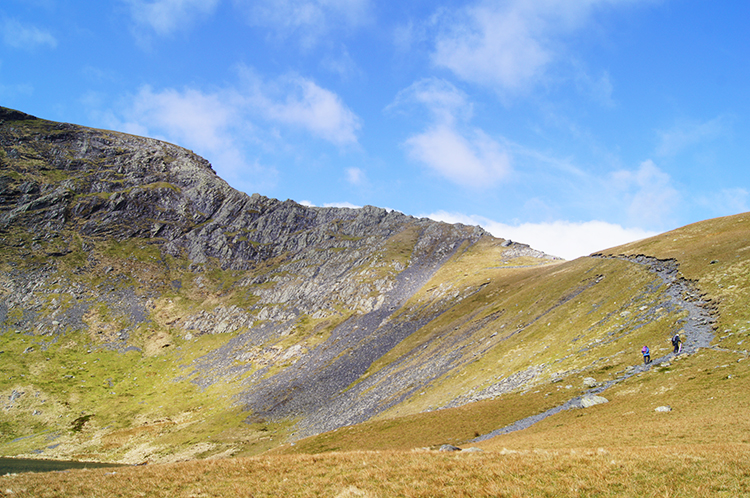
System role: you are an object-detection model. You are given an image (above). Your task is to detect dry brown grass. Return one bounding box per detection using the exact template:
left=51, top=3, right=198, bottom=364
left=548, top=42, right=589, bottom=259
left=271, top=341, right=750, bottom=460
left=474, top=348, right=750, bottom=451
left=3, top=444, right=749, bottom=497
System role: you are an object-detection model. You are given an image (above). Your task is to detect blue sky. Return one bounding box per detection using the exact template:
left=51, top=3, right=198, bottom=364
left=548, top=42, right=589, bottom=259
left=2, top=0, right=749, bottom=259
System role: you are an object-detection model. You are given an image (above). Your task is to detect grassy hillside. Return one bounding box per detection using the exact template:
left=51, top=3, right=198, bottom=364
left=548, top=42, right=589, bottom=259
left=2, top=107, right=750, bottom=495
left=3, top=216, right=749, bottom=496
left=1, top=107, right=514, bottom=462
left=4, top=212, right=747, bottom=467
left=4, top=445, right=749, bottom=497
left=270, top=213, right=750, bottom=457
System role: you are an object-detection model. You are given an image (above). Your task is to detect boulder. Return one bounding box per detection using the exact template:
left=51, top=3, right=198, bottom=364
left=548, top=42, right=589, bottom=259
left=438, top=444, right=462, bottom=452
left=583, top=377, right=598, bottom=388
left=462, top=447, right=484, bottom=453
left=579, top=394, right=608, bottom=408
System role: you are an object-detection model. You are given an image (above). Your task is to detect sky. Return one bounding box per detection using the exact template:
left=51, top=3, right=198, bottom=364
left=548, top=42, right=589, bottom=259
left=2, top=0, right=749, bottom=259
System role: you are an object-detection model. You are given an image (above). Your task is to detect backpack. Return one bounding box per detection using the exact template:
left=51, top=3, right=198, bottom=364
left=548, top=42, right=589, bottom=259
left=672, top=334, right=680, bottom=346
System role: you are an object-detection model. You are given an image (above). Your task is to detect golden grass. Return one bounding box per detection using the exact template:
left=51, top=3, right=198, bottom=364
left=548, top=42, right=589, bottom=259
left=275, top=342, right=750, bottom=458
left=270, top=389, right=571, bottom=455
left=478, top=349, right=750, bottom=451
left=3, top=444, right=749, bottom=497
left=605, top=211, right=750, bottom=344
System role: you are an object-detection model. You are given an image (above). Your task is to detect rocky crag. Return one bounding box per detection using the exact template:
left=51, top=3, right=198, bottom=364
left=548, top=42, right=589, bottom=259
left=0, top=107, right=564, bottom=460
left=5, top=106, right=739, bottom=464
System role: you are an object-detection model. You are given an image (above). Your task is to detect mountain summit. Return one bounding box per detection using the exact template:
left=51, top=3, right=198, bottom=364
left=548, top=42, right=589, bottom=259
left=3, top=108, right=747, bottom=470
left=1, top=107, right=562, bottom=461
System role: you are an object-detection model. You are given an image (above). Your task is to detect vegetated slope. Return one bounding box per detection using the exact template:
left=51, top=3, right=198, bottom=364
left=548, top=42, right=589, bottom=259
left=0, top=106, right=560, bottom=463
left=277, top=213, right=750, bottom=457
left=2, top=106, right=747, bottom=468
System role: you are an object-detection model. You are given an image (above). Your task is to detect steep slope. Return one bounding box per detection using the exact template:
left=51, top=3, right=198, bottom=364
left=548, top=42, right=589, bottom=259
left=0, top=107, right=559, bottom=462
left=5, top=106, right=745, bottom=467
left=277, top=213, right=750, bottom=456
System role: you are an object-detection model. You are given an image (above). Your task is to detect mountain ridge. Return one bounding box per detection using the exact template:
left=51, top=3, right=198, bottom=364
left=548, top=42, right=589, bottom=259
left=0, top=106, right=562, bottom=461
left=2, top=106, right=748, bottom=469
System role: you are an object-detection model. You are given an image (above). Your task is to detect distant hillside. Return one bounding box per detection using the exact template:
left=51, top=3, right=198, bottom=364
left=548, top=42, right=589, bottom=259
left=2, top=107, right=749, bottom=469
left=0, top=106, right=558, bottom=462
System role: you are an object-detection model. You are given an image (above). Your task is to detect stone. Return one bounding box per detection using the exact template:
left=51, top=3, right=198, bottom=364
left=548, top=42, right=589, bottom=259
left=579, top=395, right=608, bottom=408
left=655, top=405, right=672, bottom=412
left=583, top=377, right=597, bottom=388
left=439, top=444, right=462, bottom=452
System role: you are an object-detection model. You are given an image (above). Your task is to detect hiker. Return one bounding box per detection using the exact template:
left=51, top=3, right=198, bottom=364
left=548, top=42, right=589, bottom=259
left=641, top=345, right=650, bottom=364
left=671, top=333, right=682, bottom=354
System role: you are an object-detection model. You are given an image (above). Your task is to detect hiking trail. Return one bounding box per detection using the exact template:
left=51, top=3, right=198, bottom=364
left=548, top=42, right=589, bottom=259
left=471, top=253, right=717, bottom=443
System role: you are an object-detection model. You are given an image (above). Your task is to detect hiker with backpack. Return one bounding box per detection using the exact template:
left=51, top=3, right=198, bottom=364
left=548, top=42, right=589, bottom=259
left=671, top=333, right=682, bottom=354
left=641, top=345, right=651, bottom=364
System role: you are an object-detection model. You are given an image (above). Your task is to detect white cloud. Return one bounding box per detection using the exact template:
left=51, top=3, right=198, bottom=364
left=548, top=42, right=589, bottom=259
left=391, top=78, right=510, bottom=188
left=298, top=200, right=362, bottom=209
left=611, top=159, right=679, bottom=229
left=431, top=0, right=639, bottom=95
left=324, top=201, right=362, bottom=209
left=235, top=0, right=371, bottom=47
left=122, top=86, right=237, bottom=150
left=124, top=0, right=220, bottom=36
left=697, top=187, right=749, bottom=219
left=427, top=210, right=657, bottom=260
left=405, top=126, right=510, bottom=188
left=389, top=78, right=472, bottom=124
left=252, top=75, right=361, bottom=146
left=115, top=69, right=360, bottom=151
left=432, top=2, right=550, bottom=92
left=1, top=17, right=57, bottom=49
left=346, top=167, right=365, bottom=185
left=97, top=68, right=359, bottom=192
left=656, top=116, right=727, bottom=157
left=107, top=85, right=277, bottom=193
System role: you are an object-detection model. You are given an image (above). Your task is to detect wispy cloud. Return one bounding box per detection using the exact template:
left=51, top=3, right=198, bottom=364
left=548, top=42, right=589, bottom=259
left=696, top=187, right=749, bottom=219
left=0, top=81, right=34, bottom=99
left=1, top=17, right=57, bottom=49
left=324, top=201, right=362, bottom=209
left=574, top=66, right=615, bottom=107
left=611, top=159, right=680, bottom=230
left=405, top=126, right=511, bottom=188
left=390, top=78, right=510, bottom=188
left=234, top=0, right=372, bottom=48
left=430, top=0, right=641, bottom=96
left=123, top=0, right=220, bottom=37
left=238, top=69, right=361, bottom=146
left=346, top=167, right=365, bottom=185
left=300, top=200, right=363, bottom=209
left=108, top=85, right=277, bottom=193
left=389, top=78, right=472, bottom=124
left=96, top=68, right=360, bottom=192
left=120, top=86, right=238, bottom=149
left=656, top=116, right=727, bottom=157
left=427, top=210, right=656, bottom=260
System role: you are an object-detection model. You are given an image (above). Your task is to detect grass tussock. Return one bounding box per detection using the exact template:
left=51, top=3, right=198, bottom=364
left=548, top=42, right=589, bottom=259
left=3, top=444, right=749, bottom=497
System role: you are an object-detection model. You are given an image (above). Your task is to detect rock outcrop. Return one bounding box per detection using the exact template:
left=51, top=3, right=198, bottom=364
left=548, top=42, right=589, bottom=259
left=2, top=106, right=554, bottom=447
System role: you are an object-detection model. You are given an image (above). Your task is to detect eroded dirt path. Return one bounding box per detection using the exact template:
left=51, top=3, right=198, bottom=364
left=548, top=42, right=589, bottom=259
left=472, top=254, right=717, bottom=443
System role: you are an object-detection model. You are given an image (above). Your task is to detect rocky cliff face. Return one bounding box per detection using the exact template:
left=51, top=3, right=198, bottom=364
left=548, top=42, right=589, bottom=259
left=2, top=107, right=741, bottom=467
left=0, top=106, right=489, bottom=317
left=1, top=107, right=565, bottom=459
